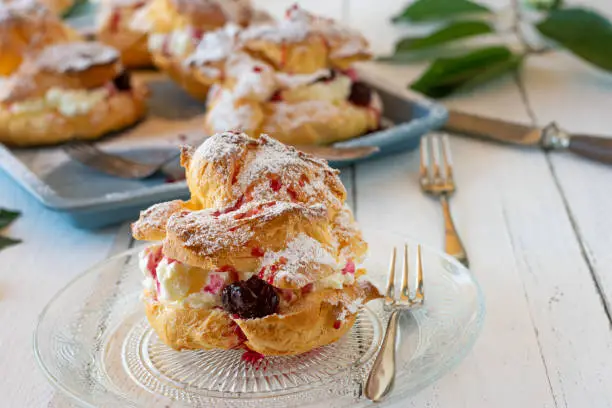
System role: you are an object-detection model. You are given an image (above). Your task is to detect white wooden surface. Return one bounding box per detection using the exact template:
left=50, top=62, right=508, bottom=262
left=1, top=0, right=611, bottom=406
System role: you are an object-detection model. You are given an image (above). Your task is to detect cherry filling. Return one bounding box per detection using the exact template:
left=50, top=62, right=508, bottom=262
left=222, top=276, right=279, bottom=319
left=242, top=350, right=265, bottom=364
left=342, top=260, right=355, bottom=275
left=146, top=246, right=163, bottom=293
left=348, top=81, right=372, bottom=107
left=109, top=11, right=121, bottom=33
left=112, top=70, right=132, bottom=91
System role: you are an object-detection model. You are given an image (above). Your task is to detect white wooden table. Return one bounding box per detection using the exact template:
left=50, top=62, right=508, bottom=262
left=1, top=0, right=612, bottom=406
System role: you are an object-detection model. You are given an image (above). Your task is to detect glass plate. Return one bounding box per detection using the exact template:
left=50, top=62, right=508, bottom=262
left=34, top=229, right=485, bottom=407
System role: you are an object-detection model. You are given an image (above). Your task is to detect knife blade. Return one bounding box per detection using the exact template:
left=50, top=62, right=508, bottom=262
left=443, top=110, right=612, bottom=165
left=295, top=145, right=380, bottom=162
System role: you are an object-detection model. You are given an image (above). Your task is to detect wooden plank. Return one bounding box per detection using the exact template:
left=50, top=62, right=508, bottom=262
left=519, top=49, right=612, bottom=408
left=0, top=170, right=119, bottom=407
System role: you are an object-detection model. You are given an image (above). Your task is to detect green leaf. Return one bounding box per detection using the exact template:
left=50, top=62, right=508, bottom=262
left=0, top=236, right=21, bottom=251
left=62, top=0, right=92, bottom=19
left=395, top=21, right=493, bottom=52
left=524, top=0, right=562, bottom=12
left=393, top=0, right=490, bottom=22
left=536, top=8, right=612, bottom=72
left=410, top=46, right=520, bottom=98
left=0, top=209, right=20, bottom=230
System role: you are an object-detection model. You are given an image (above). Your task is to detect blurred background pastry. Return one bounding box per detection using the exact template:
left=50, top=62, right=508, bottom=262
left=200, top=5, right=382, bottom=146
left=0, top=0, right=80, bottom=76
left=96, top=0, right=152, bottom=68
left=0, top=41, right=148, bottom=146
left=130, top=0, right=254, bottom=100
left=39, top=0, right=75, bottom=15
left=132, top=131, right=379, bottom=355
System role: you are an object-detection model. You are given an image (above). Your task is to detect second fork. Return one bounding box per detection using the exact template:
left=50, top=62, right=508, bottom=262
left=420, top=134, right=469, bottom=267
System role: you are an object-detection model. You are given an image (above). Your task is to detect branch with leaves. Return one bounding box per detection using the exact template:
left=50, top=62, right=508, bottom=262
left=387, top=0, right=612, bottom=98
left=0, top=209, right=21, bottom=252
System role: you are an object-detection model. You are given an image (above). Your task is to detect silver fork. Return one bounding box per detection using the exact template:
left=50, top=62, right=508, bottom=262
left=63, top=142, right=180, bottom=179
left=420, top=134, right=469, bottom=267
left=364, top=244, right=424, bottom=402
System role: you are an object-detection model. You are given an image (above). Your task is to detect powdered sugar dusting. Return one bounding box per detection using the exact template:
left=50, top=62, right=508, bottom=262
left=261, top=233, right=336, bottom=287
left=185, top=23, right=240, bottom=68
left=226, top=53, right=276, bottom=100
left=36, top=42, right=120, bottom=73
left=206, top=89, right=260, bottom=134
left=166, top=200, right=327, bottom=258
left=239, top=4, right=368, bottom=59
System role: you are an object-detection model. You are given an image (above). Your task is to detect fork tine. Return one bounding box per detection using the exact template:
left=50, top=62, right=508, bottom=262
left=400, top=244, right=409, bottom=302
left=414, top=245, right=424, bottom=304
left=441, top=134, right=453, bottom=182
left=384, top=247, right=397, bottom=306
left=419, top=136, right=430, bottom=183
left=431, top=135, right=441, bottom=180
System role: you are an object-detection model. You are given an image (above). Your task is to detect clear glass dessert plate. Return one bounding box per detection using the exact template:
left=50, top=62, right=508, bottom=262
left=34, top=229, right=485, bottom=407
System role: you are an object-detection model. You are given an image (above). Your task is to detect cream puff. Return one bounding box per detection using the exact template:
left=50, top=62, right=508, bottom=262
left=131, top=131, right=380, bottom=355
left=199, top=5, right=381, bottom=146
left=96, top=0, right=152, bottom=68
left=130, top=0, right=253, bottom=100
left=0, top=0, right=79, bottom=76
left=0, top=41, right=148, bottom=146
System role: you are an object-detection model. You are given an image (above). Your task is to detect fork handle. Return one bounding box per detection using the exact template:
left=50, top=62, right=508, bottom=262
left=440, top=194, right=469, bottom=267
left=364, top=309, right=400, bottom=402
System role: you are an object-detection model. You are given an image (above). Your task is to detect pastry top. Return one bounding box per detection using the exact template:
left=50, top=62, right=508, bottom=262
left=132, top=0, right=252, bottom=34
left=182, top=131, right=346, bottom=211
left=0, top=0, right=79, bottom=75
left=1, top=41, right=123, bottom=102
left=238, top=5, right=370, bottom=73
left=133, top=131, right=347, bottom=241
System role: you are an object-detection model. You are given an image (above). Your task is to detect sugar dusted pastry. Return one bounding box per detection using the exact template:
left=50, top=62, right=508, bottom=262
left=132, top=131, right=379, bottom=355
left=40, top=0, right=74, bottom=15
left=0, top=0, right=79, bottom=76
left=200, top=5, right=381, bottom=146
left=130, top=0, right=254, bottom=100
left=0, top=41, right=148, bottom=146
left=96, top=0, right=152, bottom=68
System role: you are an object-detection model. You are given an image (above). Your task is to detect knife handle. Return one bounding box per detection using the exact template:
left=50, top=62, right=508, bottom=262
left=568, top=135, right=612, bottom=164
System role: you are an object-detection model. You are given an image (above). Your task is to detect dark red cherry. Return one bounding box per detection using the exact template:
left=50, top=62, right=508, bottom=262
left=113, top=70, right=132, bottom=91
left=348, top=81, right=372, bottom=107
left=222, top=276, right=279, bottom=319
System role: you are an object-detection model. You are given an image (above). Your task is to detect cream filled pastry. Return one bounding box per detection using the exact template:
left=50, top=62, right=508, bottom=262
left=96, top=0, right=152, bottom=68
left=198, top=5, right=381, bottom=146
left=130, top=0, right=254, bottom=100
left=0, top=41, right=148, bottom=146
left=0, top=0, right=80, bottom=76
left=131, top=131, right=380, bottom=355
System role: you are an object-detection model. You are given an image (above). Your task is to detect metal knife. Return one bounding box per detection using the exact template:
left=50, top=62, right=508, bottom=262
left=296, top=145, right=380, bottom=162
left=443, top=110, right=612, bottom=165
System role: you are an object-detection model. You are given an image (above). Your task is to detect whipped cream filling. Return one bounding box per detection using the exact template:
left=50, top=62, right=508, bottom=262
left=7, top=87, right=111, bottom=116
left=139, top=241, right=358, bottom=310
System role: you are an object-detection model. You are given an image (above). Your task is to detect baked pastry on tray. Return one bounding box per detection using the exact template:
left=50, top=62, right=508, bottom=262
left=131, top=131, right=380, bottom=355
left=0, top=0, right=79, bottom=76
left=0, top=41, right=148, bottom=146
left=130, top=0, right=254, bottom=100
left=198, top=5, right=381, bottom=146
left=96, top=0, right=152, bottom=68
